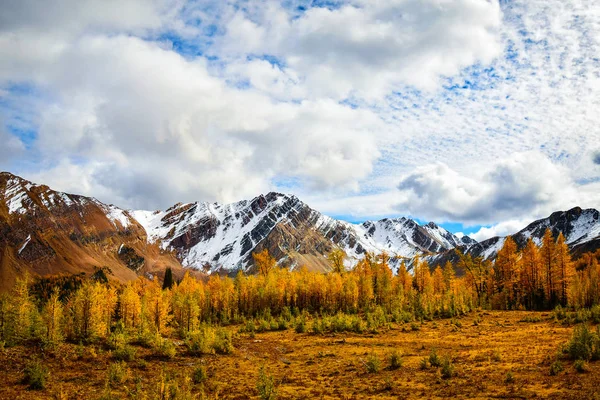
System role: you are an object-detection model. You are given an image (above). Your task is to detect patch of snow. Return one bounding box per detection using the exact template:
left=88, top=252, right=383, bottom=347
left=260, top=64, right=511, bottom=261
left=131, top=209, right=170, bottom=244
left=481, top=238, right=506, bottom=260
left=130, top=193, right=468, bottom=273
left=4, top=178, right=32, bottom=214
left=99, top=203, right=131, bottom=229
left=567, top=210, right=600, bottom=245
left=18, top=234, right=31, bottom=255
left=60, top=193, right=74, bottom=207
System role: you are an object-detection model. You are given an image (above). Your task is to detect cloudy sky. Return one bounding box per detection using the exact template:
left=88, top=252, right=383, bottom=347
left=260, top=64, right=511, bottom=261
left=1, top=0, right=599, bottom=240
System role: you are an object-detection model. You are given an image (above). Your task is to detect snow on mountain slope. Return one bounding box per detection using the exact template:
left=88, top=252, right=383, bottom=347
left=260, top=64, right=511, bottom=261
left=1, top=172, right=135, bottom=231
left=132, top=193, right=471, bottom=272
left=0, top=172, right=184, bottom=290
left=3, top=171, right=600, bottom=278
left=467, top=207, right=600, bottom=261
left=509, top=207, right=600, bottom=250
left=132, top=193, right=315, bottom=270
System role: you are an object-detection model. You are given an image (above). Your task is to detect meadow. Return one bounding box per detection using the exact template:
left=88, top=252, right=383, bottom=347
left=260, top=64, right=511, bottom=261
left=1, top=310, right=599, bottom=399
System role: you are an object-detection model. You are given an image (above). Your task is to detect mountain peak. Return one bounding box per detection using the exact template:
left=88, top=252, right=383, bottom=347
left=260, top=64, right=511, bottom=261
left=0, top=171, right=19, bottom=179
left=2, top=171, right=598, bottom=276
left=465, top=206, right=600, bottom=261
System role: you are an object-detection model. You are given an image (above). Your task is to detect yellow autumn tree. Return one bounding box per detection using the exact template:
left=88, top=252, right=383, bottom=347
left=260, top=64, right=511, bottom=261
left=519, top=238, right=544, bottom=310
left=493, top=236, right=520, bottom=309
left=555, top=233, right=574, bottom=306
left=456, top=251, right=490, bottom=307
left=119, top=282, right=142, bottom=331
left=142, top=276, right=172, bottom=335
left=328, top=248, right=346, bottom=274
left=540, top=228, right=559, bottom=307
left=41, top=288, right=63, bottom=344
left=432, top=266, right=446, bottom=295
left=171, top=273, right=203, bottom=335
left=253, top=248, right=277, bottom=276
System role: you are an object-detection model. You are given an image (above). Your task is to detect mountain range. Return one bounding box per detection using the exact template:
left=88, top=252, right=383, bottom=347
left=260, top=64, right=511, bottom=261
left=1, top=171, right=599, bottom=289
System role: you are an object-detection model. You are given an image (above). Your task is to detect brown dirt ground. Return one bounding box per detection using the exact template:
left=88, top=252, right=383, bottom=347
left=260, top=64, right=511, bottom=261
left=1, top=311, right=599, bottom=400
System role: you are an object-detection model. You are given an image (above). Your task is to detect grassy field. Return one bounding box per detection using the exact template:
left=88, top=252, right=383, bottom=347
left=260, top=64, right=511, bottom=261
left=1, top=311, right=599, bottom=399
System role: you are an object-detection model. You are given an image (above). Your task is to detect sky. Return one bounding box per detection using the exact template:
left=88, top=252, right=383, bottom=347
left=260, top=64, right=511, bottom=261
left=1, top=0, right=599, bottom=241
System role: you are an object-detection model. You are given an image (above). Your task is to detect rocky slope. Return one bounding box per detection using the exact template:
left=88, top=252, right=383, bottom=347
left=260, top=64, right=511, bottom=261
left=132, top=193, right=474, bottom=273
left=0, top=172, right=182, bottom=290
left=428, top=207, right=600, bottom=269
left=2, top=171, right=599, bottom=284
left=469, top=207, right=600, bottom=259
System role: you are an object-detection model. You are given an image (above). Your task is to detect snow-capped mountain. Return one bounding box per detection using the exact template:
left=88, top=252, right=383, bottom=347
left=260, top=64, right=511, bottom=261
left=0, top=172, right=182, bottom=290
left=2, top=171, right=599, bottom=284
left=131, top=192, right=475, bottom=273
left=464, top=207, right=600, bottom=261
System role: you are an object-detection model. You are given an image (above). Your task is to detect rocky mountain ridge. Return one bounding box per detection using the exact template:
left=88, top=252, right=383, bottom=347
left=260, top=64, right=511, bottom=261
left=427, top=207, right=600, bottom=268
left=467, top=207, right=600, bottom=259
left=0, top=172, right=183, bottom=290
left=131, top=192, right=475, bottom=273
left=1, top=171, right=599, bottom=285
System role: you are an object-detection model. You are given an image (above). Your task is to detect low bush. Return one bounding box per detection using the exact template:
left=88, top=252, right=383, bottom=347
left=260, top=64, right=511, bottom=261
left=186, top=328, right=214, bottom=355
left=311, top=319, right=324, bottom=335
left=429, top=349, right=442, bottom=368
left=365, top=353, right=381, bottom=373
left=107, top=331, right=128, bottom=351
left=153, top=335, right=177, bottom=359
left=388, top=349, right=403, bottom=370
left=192, top=366, right=208, bottom=384
left=108, top=361, right=129, bottom=386
left=549, top=360, right=563, bottom=376
left=257, top=319, right=270, bottom=333
left=186, top=326, right=233, bottom=355
left=23, top=360, right=48, bottom=390
left=113, top=344, right=137, bottom=362
left=295, top=317, right=307, bottom=334
left=277, top=317, right=289, bottom=331
left=440, top=357, right=455, bottom=379
left=213, top=328, right=233, bottom=355
left=573, top=359, right=587, bottom=373
left=491, top=350, right=502, bottom=362
left=154, top=369, right=194, bottom=400
left=256, top=365, right=277, bottom=400
left=565, top=325, right=600, bottom=361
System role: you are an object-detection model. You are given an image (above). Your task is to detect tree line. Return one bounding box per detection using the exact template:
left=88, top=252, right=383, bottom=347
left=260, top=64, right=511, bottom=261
left=0, top=228, right=599, bottom=348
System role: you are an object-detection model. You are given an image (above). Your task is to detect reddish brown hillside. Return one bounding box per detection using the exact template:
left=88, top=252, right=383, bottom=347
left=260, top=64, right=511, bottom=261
left=0, top=172, right=184, bottom=290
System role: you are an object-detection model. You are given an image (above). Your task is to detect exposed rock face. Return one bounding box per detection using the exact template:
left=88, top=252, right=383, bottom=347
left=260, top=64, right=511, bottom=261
left=2, top=171, right=599, bottom=284
left=469, top=207, right=599, bottom=259
left=132, top=192, right=473, bottom=273
left=0, top=172, right=182, bottom=290
left=426, top=207, right=600, bottom=271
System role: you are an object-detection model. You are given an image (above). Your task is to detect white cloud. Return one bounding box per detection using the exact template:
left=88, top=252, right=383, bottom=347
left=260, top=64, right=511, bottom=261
left=5, top=33, right=382, bottom=209
left=469, top=219, right=531, bottom=242
left=0, top=0, right=599, bottom=228
left=216, top=0, right=502, bottom=98
left=395, top=151, right=591, bottom=225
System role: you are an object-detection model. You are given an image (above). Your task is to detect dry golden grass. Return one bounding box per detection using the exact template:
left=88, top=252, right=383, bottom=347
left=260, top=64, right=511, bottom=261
left=1, top=311, right=599, bottom=399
